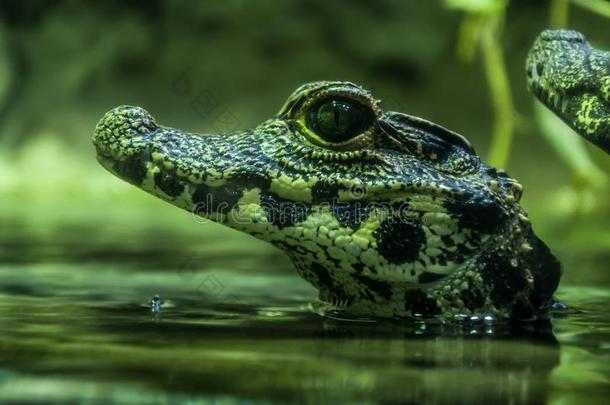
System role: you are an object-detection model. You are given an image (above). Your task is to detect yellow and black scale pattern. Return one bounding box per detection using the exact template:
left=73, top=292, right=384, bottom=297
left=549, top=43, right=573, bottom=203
left=93, top=81, right=560, bottom=321
left=527, top=29, right=610, bottom=154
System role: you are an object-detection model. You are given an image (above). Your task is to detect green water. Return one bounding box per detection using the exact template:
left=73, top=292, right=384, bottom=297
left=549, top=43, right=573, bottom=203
left=1, top=208, right=608, bottom=404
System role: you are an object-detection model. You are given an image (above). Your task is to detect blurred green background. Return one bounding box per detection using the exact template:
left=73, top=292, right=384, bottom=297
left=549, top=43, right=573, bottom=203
left=1, top=0, right=609, bottom=274
left=0, top=1, right=609, bottom=403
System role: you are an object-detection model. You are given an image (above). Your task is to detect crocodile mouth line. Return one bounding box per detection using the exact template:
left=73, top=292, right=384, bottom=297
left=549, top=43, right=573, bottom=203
left=94, top=143, right=125, bottom=163
left=150, top=156, right=481, bottom=212
left=527, top=65, right=570, bottom=114
left=100, top=145, right=507, bottom=227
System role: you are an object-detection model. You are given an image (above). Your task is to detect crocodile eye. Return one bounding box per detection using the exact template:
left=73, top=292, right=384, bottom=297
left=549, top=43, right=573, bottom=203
left=306, top=97, right=375, bottom=143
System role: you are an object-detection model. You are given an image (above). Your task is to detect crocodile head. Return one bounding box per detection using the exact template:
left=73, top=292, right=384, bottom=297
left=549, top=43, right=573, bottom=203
left=527, top=29, right=610, bottom=153
left=93, top=81, right=560, bottom=320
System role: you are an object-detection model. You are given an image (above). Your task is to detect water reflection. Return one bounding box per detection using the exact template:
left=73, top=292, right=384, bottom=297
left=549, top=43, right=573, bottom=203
left=0, top=274, right=561, bottom=404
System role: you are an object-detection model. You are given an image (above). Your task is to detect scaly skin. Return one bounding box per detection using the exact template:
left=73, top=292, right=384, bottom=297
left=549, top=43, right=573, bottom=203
left=93, top=81, right=560, bottom=321
left=527, top=29, right=610, bottom=154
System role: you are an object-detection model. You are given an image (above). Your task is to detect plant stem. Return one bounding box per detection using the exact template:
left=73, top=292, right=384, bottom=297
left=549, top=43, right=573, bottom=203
left=456, top=13, right=484, bottom=64
left=481, top=13, right=514, bottom=168
left=550, top=0, right=570, bottom=27
left=571, top=0, right=610, bottom=18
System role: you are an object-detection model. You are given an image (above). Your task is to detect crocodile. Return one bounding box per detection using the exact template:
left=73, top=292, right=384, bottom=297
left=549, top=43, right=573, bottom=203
left=93, top=81, right=560, bottom=321
left=527, top=29, right=610, bottom=154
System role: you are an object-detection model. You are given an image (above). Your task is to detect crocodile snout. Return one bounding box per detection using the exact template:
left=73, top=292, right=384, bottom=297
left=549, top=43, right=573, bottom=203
left=93, top=105, right=158, bottom=160
left=93, top=106, right=160, bottom=185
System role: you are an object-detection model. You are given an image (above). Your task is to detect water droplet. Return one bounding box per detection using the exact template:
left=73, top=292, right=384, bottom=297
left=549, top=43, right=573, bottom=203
left=150, top=295, right=162, bottom=313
